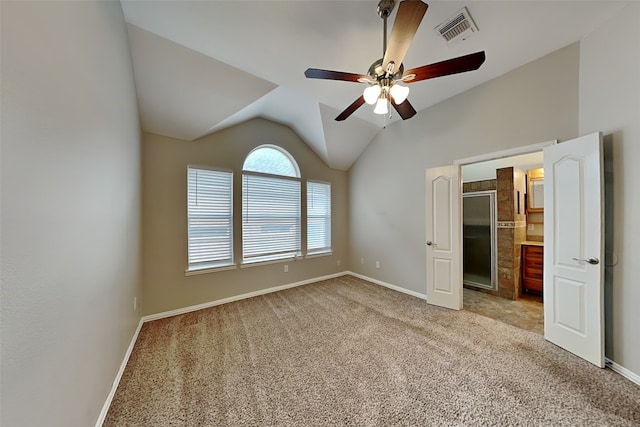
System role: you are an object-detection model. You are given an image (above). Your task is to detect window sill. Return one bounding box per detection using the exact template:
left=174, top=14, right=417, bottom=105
left=240, top=254, right=302, bottom=269
left=185, top=263, right=237, bottom=276
left=306, top=251, right=333, bottom=259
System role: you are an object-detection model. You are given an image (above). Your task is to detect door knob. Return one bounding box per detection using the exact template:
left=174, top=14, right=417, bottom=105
left=426, top=241, right=433, bottom=246
left=572, top=257, right=600, bottom=265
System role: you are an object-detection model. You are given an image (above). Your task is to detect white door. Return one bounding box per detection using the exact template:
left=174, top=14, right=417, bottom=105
left=425, top=166, right=461, bottom=310
left=543, top=132, right=604, bottom=367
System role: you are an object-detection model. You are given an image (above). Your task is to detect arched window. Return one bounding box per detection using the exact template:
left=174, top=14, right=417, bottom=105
left=243, top=145, right=300, bottom=177
left=242, top=145, right=301, bottom=264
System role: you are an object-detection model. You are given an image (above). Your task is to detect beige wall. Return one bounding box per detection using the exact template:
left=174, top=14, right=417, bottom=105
left=350, top=3, right=640, bottom=378
left=578, top=2, right=640, bottom=376
left=142, top=118, right=348, bottom=315
left=2, top=5, right=637, bottom=426
left=1, top=2, right=142, bottom=426
left=349, top=43, right=579, bottom=293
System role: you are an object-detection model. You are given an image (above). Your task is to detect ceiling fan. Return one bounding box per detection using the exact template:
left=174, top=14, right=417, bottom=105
left=304, top=0, right=486, bottom=121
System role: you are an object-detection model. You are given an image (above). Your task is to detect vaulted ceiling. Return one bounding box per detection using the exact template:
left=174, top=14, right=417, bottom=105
left=120, top=1, right=628, bottom=170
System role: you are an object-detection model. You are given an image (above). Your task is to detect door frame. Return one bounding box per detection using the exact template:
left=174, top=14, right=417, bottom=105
left=449, top=136, right=607, bottom=368
left=453, top=139, right=557, bottom=295
left=455, top=140, right=557, bottom=172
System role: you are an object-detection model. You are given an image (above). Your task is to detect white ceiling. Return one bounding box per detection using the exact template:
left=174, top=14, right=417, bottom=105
left=120, top=0, right=628, bottom=170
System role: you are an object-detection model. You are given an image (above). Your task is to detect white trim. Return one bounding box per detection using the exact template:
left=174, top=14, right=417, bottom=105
left=142, top=271, right=349, bottom=322
left=185, top=263, right=237, bottom=276
left=305, top=251, right=333, bottom=259
left=455, top=139, right=557, bottom=166
left=243, top=144, right=301, bottom=178
left=239, top=254, right=300, bottom=269
left=96, top=273, right=640, bottom=427
left=242, top=169, right=302, bottom=182
left=347, top=271, right=427, bottom=300
left=186, top=164, right=233, bottom=174
left=348, top=273, right=640, bottom=388
left=605, top=358, right=640, bottom=386
left=95, top=318, right=144, bottom=427
left=96, top=271, right=350, bottom=425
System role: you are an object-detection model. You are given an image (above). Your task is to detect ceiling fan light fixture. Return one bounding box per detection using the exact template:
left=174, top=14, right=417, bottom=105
left=374, top=96, right=389, bottom=115
left=363, top=85, right=382, bottom=105
left=304, top=0, right=486, bottom=122
left=390, top=83, right=410, bottom=104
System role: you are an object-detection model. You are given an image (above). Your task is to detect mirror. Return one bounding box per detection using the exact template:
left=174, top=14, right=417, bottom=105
left=530, top=180, right=544, bottom=209
left=527, top=168, right=544, bottom=212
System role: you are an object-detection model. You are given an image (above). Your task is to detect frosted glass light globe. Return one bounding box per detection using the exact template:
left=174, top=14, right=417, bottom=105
left=363, top=85, right=382, bottom=105
left=390, top=83, right=410, bottom=104
left=374, top=97, right=388, bottom=115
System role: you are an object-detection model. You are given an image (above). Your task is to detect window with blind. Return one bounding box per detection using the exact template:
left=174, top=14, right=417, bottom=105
left=242, top=145, right=301, bottom=264
left=187, top=166, right=233, bottom=272
left=307, top=181, right=332, bottom=255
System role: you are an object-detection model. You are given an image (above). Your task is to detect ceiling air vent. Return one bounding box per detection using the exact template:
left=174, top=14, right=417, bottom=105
left=435, top=7, right=478, bottom=47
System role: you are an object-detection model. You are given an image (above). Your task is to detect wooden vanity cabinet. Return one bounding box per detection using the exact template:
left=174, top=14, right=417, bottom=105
left=522, top=244, right=543, bottom=294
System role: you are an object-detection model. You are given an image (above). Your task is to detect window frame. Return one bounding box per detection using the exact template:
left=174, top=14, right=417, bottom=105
left=243, top=144, right=300, bottom=177
left=241, top=145, right=302, bottom=266
left=306, top=180, right=332, bottom=257
left=185, top=165, right=235, bottom=275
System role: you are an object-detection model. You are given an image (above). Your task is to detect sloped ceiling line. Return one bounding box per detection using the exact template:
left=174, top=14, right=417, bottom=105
left=121, top=0, right=629, bottom=170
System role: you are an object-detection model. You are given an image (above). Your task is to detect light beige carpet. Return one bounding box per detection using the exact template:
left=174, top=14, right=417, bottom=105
left=105, top=275, right=640, bottom=426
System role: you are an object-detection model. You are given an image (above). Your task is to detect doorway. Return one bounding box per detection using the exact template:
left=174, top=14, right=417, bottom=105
left=426, top=134, right=606, bottom=366
left=462, top=288, right=544, bottom=334
left=458, top=144, right=549, bottom=334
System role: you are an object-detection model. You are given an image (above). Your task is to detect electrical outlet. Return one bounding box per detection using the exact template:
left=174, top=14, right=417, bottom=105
left=284, top=264, right=289, bottom=273
left=337, top=259, right=341, bottom=266
left=376, top=261, right=380, bottom=269
left=133, top=297, right=137, bottom=311
left=360, top=257, right=364, bottom=264
left=528, top=224, right=535, bottom=231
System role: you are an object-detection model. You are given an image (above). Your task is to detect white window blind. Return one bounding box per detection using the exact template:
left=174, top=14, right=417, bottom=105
left=307, top=181, right=331, bottom=254
left=242, top=172, right=301, bottom=263
left=187, top=166, right=233, bottom=270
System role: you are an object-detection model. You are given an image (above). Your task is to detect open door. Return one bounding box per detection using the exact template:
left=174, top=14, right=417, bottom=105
left=543, top=132, right=604, bottom=367
left=425, top=165, right=461, bottom=310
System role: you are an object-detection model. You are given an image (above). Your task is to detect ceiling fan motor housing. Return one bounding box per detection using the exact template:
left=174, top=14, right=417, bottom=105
left=377, top=0, right=396, bottom=18
left=304, top=0, right=485, bottom=121
left=368, top=58, right=404, bottom=81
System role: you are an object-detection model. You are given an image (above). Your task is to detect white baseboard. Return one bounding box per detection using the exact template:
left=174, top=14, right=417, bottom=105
left=142, top=271, right=349, bottom=322
left=605, top=358, right=640, bottom=386
left=347, top=271, right=427, bottom=300
left=95, top=317, right=144, bottom=427
left=96, top=271, right=349, bottom=426
left=349, top=274, right=639, bottom=388
left=98, top=272, right=639, bottom=426
left=143, top=271, right=425, bottom=324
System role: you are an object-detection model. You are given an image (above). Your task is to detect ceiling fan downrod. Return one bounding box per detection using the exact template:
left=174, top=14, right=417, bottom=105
left=303, top=0, right=485, bottom=122
left=377, top=0, right=395, bottom=57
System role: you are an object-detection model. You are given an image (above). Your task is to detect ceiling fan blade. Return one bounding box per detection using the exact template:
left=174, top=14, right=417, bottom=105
left=305, top=68, right=369, bottom=83
left=382, top=0, right=428, bottom=74
left=391, top=97, right=417, bottom=120
left=335, top=96, right=366, bottom=121
left=404, top=51, right=486, bottom=83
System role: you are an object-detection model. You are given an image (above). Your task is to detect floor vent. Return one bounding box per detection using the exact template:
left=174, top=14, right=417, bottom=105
left=435, top=7, right=478, bottom=47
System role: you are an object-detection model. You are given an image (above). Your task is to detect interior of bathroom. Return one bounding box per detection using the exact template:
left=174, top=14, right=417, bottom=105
left=461, top=152, right=545, bottom=332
